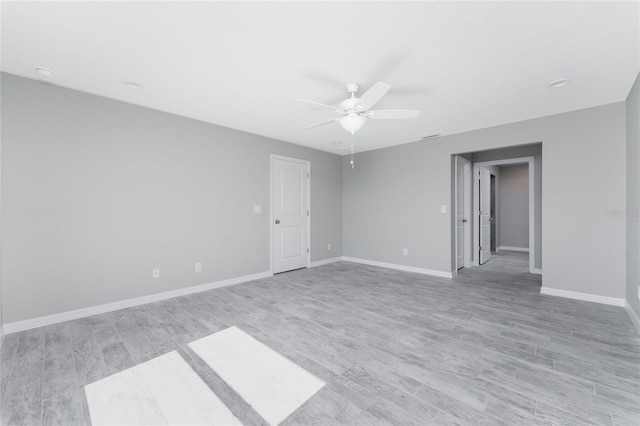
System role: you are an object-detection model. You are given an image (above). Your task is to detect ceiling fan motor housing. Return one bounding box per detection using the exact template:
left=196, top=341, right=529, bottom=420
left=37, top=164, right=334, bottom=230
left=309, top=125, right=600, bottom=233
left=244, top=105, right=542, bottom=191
left=339, top=97, right=359, bottom=111
left=346, top=83, right=360, bottom=95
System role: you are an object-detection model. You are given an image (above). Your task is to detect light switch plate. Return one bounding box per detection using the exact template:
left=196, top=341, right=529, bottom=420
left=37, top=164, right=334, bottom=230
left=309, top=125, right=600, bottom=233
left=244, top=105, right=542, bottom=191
left=441, top=205, right=447, bottom=213
left=253, top=205, right=261, bottom=213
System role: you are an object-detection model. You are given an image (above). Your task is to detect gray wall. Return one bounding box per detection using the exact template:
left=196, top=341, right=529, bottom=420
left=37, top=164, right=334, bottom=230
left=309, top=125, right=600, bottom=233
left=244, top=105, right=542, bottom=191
left=0, top=78, right=2, bottom=338
left=343, top=103, right=626, bottom=299
left=1, top=73, right=343, bottom=323
left=626, top=72, right=640, bottom=320
left=498, top=164, right=529, bottom=249
left=2, top=70, right=633, bottom=323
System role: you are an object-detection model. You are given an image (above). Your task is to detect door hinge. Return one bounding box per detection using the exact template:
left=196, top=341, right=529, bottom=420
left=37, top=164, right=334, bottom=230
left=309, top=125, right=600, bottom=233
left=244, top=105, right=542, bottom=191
left=307, top=210, right=309, bottom=216
left=307, top=248, right=310, bottom=253
left=307, top=172, right=310, bottom=178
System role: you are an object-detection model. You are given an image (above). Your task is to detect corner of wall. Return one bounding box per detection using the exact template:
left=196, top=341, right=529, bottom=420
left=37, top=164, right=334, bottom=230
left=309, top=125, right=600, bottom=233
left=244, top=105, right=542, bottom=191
left=626, top=71, right=640, bottom=330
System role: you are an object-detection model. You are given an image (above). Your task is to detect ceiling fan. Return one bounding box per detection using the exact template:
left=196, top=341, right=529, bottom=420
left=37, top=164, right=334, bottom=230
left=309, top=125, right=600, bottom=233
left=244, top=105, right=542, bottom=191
left=297, top=82, right=420, bottom=134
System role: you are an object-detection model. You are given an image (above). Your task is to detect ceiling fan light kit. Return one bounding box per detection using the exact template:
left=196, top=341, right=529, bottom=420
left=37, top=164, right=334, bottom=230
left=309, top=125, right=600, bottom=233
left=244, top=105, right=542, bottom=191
left=340, top=112, right=367, bottom=134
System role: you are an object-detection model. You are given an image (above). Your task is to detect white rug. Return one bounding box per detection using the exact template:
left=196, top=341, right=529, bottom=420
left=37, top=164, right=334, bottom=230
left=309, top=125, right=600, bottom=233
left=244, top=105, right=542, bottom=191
left=84, top=351, right=242, bottom=425
left=189, top=326, right=325, bottom=426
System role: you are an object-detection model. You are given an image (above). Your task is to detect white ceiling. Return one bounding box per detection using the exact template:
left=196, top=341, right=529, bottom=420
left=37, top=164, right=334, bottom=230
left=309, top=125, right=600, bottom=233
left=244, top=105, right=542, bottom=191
left=2, top=1, right=638, bottom=154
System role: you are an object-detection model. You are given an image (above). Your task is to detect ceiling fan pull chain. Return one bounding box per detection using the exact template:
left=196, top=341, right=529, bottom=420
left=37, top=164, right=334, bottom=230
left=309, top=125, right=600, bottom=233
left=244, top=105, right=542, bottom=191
left=350, top=133, right=355, bottom=169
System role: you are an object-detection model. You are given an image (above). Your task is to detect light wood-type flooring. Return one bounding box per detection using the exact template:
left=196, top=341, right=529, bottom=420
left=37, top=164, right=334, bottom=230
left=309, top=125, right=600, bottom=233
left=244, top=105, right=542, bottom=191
left=1, top=251, right=638, bottom=425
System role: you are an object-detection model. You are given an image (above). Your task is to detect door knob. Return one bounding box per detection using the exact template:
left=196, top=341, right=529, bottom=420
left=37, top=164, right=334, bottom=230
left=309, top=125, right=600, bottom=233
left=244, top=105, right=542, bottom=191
left=275, top=220, right=280, bottom=224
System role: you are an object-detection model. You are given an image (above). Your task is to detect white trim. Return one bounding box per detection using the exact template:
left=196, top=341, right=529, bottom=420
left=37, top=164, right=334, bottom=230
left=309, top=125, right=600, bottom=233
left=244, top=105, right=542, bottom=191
left=473, top=157, right=533, bottom=167
left=498, top=246, right=529, bottom=252
left=532, top=268, right=543, bottom=275
left=463, top=160, right=472, bottom=268
left=270, top=154, right=311, bottom=274
left=454, top=156, right=460, bottom=270
left=454, top=156, right=473, bottom=271
left=540, top=287, right=625, bottom=307
left=343, top=257, right=453, bottom=279
left=473, top=156, right=537, bottom=274
left=307, top=161, right=312, bottom=268
left=625, top=302, right=640, bottom=335
left=309, top=257, right=343, bottom=268
left=3, top=271, right=272, bottom=334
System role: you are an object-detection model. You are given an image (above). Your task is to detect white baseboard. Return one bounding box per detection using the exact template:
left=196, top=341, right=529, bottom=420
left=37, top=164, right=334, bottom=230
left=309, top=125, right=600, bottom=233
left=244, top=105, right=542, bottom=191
left=531, top=268, right=543, bottom=275
left=540, top=287, right=625, bottom=307
left=3, top=271, right=272, bottom=335
left=498, top=246, right=529, bottom=252
left=625, top=301, right=640, bottom=335
left=309, top=257, right=343, bottom=267
left=342, top=257, right=453, bottom=279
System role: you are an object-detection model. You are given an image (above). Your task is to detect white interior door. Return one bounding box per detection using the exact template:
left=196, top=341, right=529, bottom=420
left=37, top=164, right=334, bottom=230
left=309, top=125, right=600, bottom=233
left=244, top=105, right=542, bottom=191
left=479, top=167, right=491, bottom=264
left=272, top=156, right=309, bottom=274
left=456, top=157, right=465, bottom=269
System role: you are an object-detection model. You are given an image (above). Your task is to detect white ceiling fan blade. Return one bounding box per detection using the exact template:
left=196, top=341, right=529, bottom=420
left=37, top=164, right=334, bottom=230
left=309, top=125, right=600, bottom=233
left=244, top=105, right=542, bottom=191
left=367, top=109, right=420, bottom=119
left=354, top=82, right=391, bottom=111
left=296, top=99, right=344, bottom=113
left=304, top=118, right=340, bottom=130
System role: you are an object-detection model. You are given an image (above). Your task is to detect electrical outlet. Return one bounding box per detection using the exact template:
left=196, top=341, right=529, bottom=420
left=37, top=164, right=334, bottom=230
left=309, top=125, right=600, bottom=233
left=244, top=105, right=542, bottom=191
left=195, top=262, right=202, bottom=272
left=403, top=248, right=409, bottom=256
left=152, top=268, right=160, bottom=279
left=327, top=243, right=332, bottom=250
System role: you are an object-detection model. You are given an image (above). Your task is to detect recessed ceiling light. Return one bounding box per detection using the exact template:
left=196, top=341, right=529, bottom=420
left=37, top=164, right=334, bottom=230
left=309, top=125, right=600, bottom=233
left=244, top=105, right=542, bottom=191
left=331, top=141, right=342, bottom=146
left=422, top=134, right=441, bottom=140
left=35, top=67, right=55, bottom=78
left=124, top=81, right=143, bottom=90
left=549, top=79, right=570, bottom=88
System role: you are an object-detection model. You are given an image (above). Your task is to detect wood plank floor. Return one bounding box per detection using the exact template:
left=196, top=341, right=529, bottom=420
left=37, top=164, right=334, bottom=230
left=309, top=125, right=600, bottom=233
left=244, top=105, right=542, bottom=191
left=1, top=251, right=639, bottom=425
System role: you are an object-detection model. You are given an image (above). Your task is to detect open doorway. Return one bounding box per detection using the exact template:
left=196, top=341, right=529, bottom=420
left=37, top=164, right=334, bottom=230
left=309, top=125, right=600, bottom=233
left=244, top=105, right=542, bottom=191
left=453, top=144, right=542, bottom=276
left=474, top=157, right=535, bottom=272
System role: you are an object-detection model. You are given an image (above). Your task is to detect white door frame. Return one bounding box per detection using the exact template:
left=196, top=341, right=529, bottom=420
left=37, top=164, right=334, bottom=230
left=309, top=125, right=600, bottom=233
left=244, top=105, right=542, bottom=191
left=454, top=156, right=473, bottom=271
left=478, top=166, right=493, bottom=265
left=269, top=154, right=311, bottom=274
left=473, top=156, right=537, bottom=274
